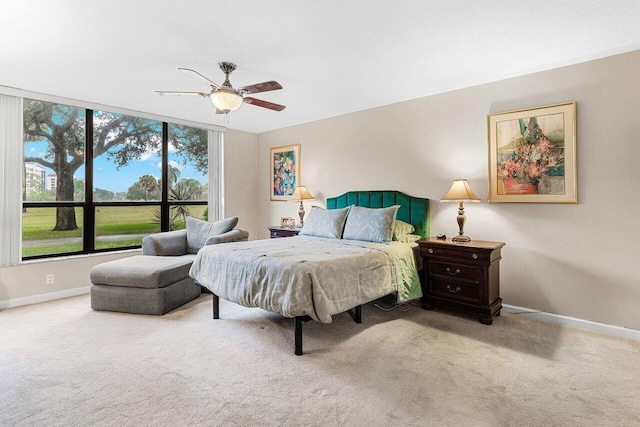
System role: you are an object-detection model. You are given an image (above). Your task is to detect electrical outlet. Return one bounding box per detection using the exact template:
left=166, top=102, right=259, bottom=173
left=45, top=274, right=54, bottom=285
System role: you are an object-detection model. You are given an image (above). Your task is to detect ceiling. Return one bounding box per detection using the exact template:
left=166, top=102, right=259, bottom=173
left=1, top=1, right=639, bottom=134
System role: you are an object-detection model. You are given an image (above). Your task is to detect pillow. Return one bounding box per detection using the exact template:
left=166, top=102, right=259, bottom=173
left=342, top=205, right=400, bottom=243
left=397, top=233, right=422, bottom=244
left=186, top=216, right=238, bottom=253
left=299, top=206, right=350, bottom=239
left=392, top=219, right=415, bottom=241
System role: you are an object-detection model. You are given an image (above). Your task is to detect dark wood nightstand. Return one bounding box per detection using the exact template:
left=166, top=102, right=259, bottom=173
left=417, top=237, right=505, bottom=325
left=268, top=226, right=301, bottom=238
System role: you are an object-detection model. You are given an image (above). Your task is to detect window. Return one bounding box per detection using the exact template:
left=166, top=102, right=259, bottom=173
left=93, top=109, right=162, bottom=201
left=22, top=99, right=216, bottom=259
left=167, top=123, right=208, bottom=230
left=22, top=100, right=86, bottom=258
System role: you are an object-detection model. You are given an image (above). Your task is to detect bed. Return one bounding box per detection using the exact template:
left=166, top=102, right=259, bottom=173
left=189, top=191, right=430, bottom=355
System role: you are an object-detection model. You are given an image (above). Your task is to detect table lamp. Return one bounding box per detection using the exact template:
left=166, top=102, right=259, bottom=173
left=289, top=186, right=315, bottom=227
left=440, top=179, right=480, bottom=242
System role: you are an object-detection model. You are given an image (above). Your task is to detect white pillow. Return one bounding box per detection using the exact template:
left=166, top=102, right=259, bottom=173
left=342, top=205, right=400, bottom=243
left=299, top=206, right=350, bottom=239
left=393, top=219, right=415, bottom=241
left=186, top=216, right=238, bottom=253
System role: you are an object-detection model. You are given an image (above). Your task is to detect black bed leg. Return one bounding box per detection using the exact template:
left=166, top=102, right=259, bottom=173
left=348, top=305, right=362, bottom=323
left=294, top=317, right=303, bottom=356
left=212, top=293, right=219, bottom=319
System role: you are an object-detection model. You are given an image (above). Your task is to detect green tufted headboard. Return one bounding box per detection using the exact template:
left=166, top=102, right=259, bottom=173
left=326, top=191, right=430, bottom=238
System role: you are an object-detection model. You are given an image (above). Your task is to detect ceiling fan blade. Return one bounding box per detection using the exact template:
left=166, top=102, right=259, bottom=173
left=244, top=97, right=286, bottom=111
left=178, top=68, right=220, bottom=89
left=238, top=81, right=283, bottom=94
left=155, top=90, right=209, bottom=96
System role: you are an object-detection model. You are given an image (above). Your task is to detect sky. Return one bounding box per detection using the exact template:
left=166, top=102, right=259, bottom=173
left=25, top=140, right=207, bottom=194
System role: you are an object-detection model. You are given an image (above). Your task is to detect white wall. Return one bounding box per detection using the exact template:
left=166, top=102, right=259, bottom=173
left=258, top=50, right=640, bottom=330
left=0, top=129, right=259, bottom=306
left=224, top=129, right=259, bottom=238
left=0, top=251, right=139, bottom=307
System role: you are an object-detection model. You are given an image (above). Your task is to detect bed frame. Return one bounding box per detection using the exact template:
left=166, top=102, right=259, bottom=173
left=211, top=190, right=430, bottom=355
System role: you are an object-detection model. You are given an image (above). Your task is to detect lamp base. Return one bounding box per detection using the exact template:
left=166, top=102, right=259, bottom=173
left=298, top=201, right=305, bottom=228
left=452, top=234, right=471, bottom=243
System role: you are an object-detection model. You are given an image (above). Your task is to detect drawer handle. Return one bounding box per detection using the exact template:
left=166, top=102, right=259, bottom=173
left=428, top=248, right=434, bottom=254
left=447, top=285, right=462, bottom=294
left=446, top=267, right=461, bottom=276
left=472, top=254, right=478, bottom=259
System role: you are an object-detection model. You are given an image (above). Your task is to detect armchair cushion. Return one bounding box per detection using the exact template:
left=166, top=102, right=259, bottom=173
left=186, top=216, right=239, bottom=254
left=142, top=229, right=188, bottom=256
left=204, top=228, right=249, bottom=245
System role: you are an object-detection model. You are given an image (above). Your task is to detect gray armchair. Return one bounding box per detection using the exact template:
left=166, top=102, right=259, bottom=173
left=90, top=218, right=248, bottom=313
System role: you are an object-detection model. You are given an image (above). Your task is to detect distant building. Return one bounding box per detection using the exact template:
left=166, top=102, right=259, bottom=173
left=24, top=162, right=45, bottom=194
left=46, top=173, right=57, bottom=191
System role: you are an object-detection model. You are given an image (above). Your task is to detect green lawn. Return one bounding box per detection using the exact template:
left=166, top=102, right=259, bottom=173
left=22, top=205, right=207, bottom=257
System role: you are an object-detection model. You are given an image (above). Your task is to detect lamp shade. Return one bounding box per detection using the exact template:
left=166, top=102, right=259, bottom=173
left=210, top=88, right=243, bottom=112
left=440, top=179, right=480, bottom=202
left=289, top=186, right=315, bottom=201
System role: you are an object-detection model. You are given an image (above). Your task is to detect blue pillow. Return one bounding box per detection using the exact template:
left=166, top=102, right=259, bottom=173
left=342, top=205, right=399, bottom=243
left=299, top=206, right=350, bottom=239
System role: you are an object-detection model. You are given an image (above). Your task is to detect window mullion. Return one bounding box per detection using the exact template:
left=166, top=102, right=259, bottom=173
left=85, top=109, right=95, bottom=252
left=161, top=122, right=169, bottom=232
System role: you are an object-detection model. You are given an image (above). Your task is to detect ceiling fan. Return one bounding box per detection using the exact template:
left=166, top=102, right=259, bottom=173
left=156, top=62, right=285, bottom=116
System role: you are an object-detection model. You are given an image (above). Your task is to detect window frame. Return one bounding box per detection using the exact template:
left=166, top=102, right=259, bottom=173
left=22, top=107, right=210, bottom=260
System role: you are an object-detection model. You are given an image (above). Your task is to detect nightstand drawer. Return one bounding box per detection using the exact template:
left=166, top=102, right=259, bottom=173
left=429, top=261, right=481, bottom=283
left=430, top=278, right=480, bottom=303
left=420, top=246, right=490, bottom=263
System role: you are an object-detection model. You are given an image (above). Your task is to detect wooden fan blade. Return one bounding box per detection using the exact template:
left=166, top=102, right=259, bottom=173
left=238, top=81, right=282, bottom=94
left=155, top=90, right=209, bottom=96
left=244, top=97, right=286, bottom=111
left=178, top=68, right=220, bottom=89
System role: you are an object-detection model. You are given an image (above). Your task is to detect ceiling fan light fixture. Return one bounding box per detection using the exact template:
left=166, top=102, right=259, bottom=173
left=158, top=62, right=285, bottom=114
left=210, top=88, right=243, bottom=112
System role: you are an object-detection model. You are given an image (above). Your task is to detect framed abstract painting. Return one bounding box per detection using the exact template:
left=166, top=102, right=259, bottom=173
left=488, top=102, right=577, bottom=203
left=270, top=144, right=300, bottom=201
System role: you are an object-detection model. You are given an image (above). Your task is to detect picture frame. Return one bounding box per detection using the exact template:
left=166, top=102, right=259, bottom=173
left=280, top=217, right=295, bottom=228
left=488, top=102, right=577, bottom=203
left=270, top=144, right=301, bottom=201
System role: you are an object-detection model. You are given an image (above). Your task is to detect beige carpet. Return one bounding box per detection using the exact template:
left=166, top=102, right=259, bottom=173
left=1, top=294, right=639, bottom=426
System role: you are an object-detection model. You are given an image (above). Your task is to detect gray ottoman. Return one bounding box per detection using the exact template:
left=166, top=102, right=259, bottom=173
left=90, top=255, right=200, bottom=315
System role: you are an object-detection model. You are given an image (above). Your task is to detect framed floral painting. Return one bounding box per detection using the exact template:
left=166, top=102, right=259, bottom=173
left=270, top=144, right=300, bottom=201
left=488, top=102, right=577, bottom=203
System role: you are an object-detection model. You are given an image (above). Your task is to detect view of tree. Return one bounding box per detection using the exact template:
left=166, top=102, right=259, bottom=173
left=168, top=164, right=181, bottom=185
left=24, top=101, right=164, bottom=230
left=168, top=125, right=208, bottom=174
left=26, top=187, right=56, bottom=202
left=167, top=178, right=207, bottom=224
left=94, top=188, right=116, bottom=201
left=23, top=100, right=208, bottom=233
left=23, top=101, right=84, bottom=229
left=74, top=179, right=85, bottom=201
left=126, top=174, right=160, bottom=201
left=175, top=178, right=204, bottom=200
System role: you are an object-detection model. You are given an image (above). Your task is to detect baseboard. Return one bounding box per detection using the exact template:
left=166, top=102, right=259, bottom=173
left=0, top=286, right=91, bottom=310
left=503, top=304, right=640, bottom=342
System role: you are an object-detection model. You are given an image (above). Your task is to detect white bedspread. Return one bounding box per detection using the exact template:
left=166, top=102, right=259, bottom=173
left=189, top=235, right=422, bottom=323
